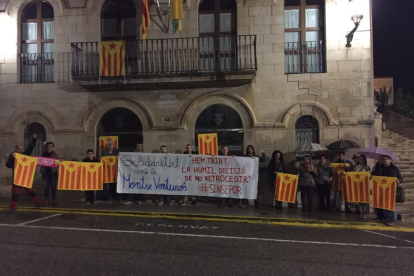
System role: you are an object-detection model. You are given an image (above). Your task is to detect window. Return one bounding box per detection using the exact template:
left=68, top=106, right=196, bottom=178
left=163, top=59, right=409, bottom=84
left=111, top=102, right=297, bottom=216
left=195, top=104, right=244, bottom=156
left=295, top=115, right=320, bottom=148
left=101, top=0, right=136, bottom=41
left=284, top=0, right=324, bottom=74
left=21, top=0, right=54, bottom=83
left=199, top=0, right=237, bottom=71
left=24, top=123, right=47, bottom=156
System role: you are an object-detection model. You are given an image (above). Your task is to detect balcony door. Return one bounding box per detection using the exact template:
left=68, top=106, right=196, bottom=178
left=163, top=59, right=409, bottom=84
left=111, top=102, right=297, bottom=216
left=198, top=0, right=237, bottom=72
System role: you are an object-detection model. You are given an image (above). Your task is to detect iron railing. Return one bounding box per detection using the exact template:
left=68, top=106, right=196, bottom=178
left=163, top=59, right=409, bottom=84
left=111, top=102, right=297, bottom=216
left=20, top=53, right=54, bottom=83
left=285, top=41, right=325, bottom=74
left=71, top=35, right=257, bottom=78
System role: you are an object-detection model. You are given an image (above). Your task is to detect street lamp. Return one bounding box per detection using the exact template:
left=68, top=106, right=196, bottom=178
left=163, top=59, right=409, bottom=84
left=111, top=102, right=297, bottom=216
left=346, top=0, right=364, bottom=47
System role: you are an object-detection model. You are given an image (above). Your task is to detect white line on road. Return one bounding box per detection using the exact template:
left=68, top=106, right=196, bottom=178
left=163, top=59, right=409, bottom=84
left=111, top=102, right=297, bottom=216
left=0, top=223, right=413, bottom=250
left=17, top=214, right=61, bottom=226
left=364, top=230, right=414, bottom=244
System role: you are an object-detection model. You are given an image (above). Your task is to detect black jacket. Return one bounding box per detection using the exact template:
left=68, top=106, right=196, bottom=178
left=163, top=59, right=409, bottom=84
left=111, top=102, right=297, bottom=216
left=6, top=138, right=37, bottom=170
left=374, top=163, right=403, bottom=184
left=82, top=157, right=99, bottom=163
left=267, top=161, right=286, bottom=181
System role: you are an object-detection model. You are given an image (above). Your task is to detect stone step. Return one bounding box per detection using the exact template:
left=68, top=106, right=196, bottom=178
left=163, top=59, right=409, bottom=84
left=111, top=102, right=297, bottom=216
left=402, top=183, right=414, bottom=189
left=405, top=194, right=414, bottom=203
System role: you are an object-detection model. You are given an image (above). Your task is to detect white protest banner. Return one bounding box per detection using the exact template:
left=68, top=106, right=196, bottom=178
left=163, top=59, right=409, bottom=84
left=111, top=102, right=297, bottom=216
left=117, top=153, right=259, bottom=199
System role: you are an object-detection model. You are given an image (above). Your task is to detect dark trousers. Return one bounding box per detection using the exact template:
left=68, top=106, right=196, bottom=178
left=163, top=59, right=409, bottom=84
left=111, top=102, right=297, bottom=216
left=84, top=191, right=95, bottom=203
left=221, top=198, right=233, bottom=206
left=317, top=185, right=331, bottom=211
left=43, top=173, right=57, bottom=200
left=10, top=184, right=41, bottom=211
left=104, top=183, right=117, bottom=201
left=300, top=186, right=314, bottom=210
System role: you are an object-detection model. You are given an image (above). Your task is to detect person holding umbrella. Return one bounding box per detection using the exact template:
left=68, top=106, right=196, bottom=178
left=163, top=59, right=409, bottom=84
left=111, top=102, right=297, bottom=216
left=298, top=155, right=318, bottom=212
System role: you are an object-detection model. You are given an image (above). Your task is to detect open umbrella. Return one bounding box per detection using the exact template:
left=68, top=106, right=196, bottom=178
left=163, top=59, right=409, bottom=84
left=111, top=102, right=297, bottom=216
left=293, top=143, right=329, bottom=154
left=357, top=147, right=399, bottom=162
left=327, top=140, right=361, bottom=151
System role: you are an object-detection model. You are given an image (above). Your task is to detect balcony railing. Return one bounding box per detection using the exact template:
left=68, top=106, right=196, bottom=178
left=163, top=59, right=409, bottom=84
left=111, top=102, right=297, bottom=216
left=285, top=41, right=325, bottom=74
left=71, top=35, right=257, bottom=79
left=20, top=53, right=54, bottom=83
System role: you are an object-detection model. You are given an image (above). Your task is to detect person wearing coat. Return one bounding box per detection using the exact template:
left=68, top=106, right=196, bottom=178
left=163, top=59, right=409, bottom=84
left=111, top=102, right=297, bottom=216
left=40, top=141, right=59, bottom=206
left=298, top=155, right=318, bottom=212
left=82, top=149, right=100, bottom=204
left=268, top=150, right=286, bottom=210
left=315, top=155, right=333, bottom=212
left=352, top=155, right=371, bottom=219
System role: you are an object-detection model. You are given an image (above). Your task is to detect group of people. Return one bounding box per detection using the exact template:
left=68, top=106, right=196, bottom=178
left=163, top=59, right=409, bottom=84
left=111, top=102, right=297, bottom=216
left=6, top=136, right=403, bottom=226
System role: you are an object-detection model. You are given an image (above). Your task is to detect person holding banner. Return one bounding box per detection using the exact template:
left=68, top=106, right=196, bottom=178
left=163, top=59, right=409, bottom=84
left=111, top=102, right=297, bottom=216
left=158, top=145, right=172, bottom=205
left=331, top=152, right=353, bottom=213
left=101, top=140, right=120, bottom=203
left=6, top=134, right=43, bottom=213
left=268, top=150, right=286, bottom=210
left=40, top=142, right=59, bottom=206
left=180, top=144, right=198, bottom=206
left=82, top=149, right=99, bottom=204
left=352, top=155, right=371, bottom=219
left=315, top=155, right=333, bottom=212
left=298, top=155, right=318, bottom=212
left=219, top=146, right=234, bottom=208
left=133, top=143, right=145, bottom=204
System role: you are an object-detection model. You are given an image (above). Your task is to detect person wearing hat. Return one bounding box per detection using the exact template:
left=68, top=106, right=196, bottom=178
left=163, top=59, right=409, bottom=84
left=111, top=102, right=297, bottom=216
left=40, top=141, right=59, bottom=206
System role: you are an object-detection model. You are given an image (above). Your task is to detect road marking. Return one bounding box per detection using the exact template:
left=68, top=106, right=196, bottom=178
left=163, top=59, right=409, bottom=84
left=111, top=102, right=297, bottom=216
left=364, top=230, right=414, bottom=244
left=17, top=214, right=61, bottom=226
left=0, top=223, right=413, bottom=250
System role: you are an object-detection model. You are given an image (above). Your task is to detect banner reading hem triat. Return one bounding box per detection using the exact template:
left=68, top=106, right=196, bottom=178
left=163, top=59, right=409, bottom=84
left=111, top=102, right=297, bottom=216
left=117, top=152, right=259, bottom=199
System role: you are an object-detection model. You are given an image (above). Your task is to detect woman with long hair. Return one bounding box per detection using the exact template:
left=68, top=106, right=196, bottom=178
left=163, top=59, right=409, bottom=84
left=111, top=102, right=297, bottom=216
left=353, top=155, right=371, bottom=219
left=241, top=145, right=266, bottom=208
left=315, top=155, right=333, bottom=212
left=268, top=150, right=286, bottom=210
left=298, top=155, right=317, bottom=212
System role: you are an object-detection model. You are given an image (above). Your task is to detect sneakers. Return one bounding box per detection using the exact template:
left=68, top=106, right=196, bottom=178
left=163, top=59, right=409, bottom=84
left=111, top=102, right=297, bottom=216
left=134, top=200, right=143, bottom=205
left=158, top=201, right=164, bottom=205
left=122, top=200, right=133, bottom=205
left=179, top=200, right=188, bottom=206
left=386, top=222, right=396, bottom=227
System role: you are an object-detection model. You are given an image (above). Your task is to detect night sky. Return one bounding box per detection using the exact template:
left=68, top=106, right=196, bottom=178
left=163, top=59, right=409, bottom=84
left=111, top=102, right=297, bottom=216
left=373, top=0, right=414, bottom=93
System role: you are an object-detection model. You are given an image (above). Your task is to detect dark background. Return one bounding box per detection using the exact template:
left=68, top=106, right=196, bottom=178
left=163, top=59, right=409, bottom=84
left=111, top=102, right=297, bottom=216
left=373, top=0, right=414, bottom=93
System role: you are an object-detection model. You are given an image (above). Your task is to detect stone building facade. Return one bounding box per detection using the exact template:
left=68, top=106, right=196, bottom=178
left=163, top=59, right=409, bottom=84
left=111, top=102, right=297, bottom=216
left=0, top=0, right=377, bottom=196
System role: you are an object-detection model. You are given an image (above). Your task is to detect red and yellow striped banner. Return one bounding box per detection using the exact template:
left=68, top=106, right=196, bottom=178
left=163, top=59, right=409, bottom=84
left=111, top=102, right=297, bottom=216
left=275, top=173, right=298, bottom=203
left=372, top=176, right=397, bottom=211
left=99, top=136, right=119, bottom=154
left=331, top=163, right=350, bottom=191
left=81, top=162, right=104, bottom=191
left=142, top=0, right=150, bottom=39
left=13, top=153, right=38, bottom=188
left=198, top=133, right=218, bottom=155
left=102, top=156, right=118, bottom=183
left=343, top=172, right=370, bottom=203
left=99, top=41, right=125, bottom=76
left=58, top=161, right=82, bottom=190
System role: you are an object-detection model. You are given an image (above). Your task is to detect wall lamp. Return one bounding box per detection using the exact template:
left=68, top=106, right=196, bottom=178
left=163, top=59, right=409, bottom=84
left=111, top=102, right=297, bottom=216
left=346, top=0, right=364, bottom=47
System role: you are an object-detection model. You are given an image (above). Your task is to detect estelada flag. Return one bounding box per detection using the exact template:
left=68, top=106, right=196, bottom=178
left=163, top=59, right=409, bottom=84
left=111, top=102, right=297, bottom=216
left=58, top=161, right=82, bottom=190
left=81, top=162, right=104, bottom=191
left=142, top=0, right=150, bottom=39
left=275, top=173, right=298, bottom=203
left=99, top=41, right=125, bottom=76
left=372, top=176, right=397, bottom=211
left=198, top=133, right=218, bottom=155
left=99, top=136, right=119, bottom=154
left=343, top=172, right=370, bottom=203
left=330, top=163, right=350, bottom=191
left=13, top=153, right=38, bottom=188
left=102, top=156, right=118, bottom=183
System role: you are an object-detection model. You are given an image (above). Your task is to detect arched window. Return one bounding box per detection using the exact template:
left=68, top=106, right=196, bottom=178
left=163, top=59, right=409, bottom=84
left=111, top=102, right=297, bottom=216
left=97, top=108, right=143, bottom=152
left=21, top=0, right=54, bottom=83
left=199, top=0, right=237, bottom=71
left=24, top=123, right=47, bottom=156
left=195, top=104, right=244, bottom=156
left=295, top=115, right=319, bottom=147
left=101, top=0, right=136, bottom=41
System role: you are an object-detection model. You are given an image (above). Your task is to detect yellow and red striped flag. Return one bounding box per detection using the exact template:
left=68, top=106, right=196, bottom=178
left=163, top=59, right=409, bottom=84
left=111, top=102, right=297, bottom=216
left=58, top=161, right=82, bottom=190
left=275, top=173, right=298, bottom=203
left=343, top=172, right=370, bottom=203
left=81, top=162, right=104, bottom=191
left=142, top=0, right=150, bottom=39
left=372, top=176, right=397, bottom=211
left=99, top=41, right=125, bottom=77
left=13, top=153, right=38, bottom=188
left=102, top=156, right=118, bottom=183
left=99, top=136, right=119, bottom=154
left=330, top=163, right=350, bottom=191
left=198, top=133, right=218, bottom=155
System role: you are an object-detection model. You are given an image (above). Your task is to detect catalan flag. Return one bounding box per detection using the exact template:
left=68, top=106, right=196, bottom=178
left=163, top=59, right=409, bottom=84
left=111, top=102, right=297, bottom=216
left=171, top=0, right=183, bottom=34
left=99, top=136, right=119, bottom=154
left=343, top=172, right=370, bottom=203
left=198, top=133, right=218, bottom=155
left=58, top=161, right=82, bottom=190
left=81, top=162, right=104, bottom=191
left=102, top=156, right=118, bottom=183
left=372, top=176, right=397, bottom=211
left=13, top=153, right=38, bottom=188
left=142, top=0, right=150, bottom=39
left=330, top=163, right=350, bottom=191
left=275, top=173, right=298, bottom=203
left=99, top=41, right=125, bottom=77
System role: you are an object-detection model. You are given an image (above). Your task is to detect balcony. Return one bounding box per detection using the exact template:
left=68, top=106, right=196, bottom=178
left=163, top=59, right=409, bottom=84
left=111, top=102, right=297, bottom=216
left=20, top=53, right=54, bottom=83
left=285, top=41, right=325, bottom=74
left=71, top=35, right=257, bottom=90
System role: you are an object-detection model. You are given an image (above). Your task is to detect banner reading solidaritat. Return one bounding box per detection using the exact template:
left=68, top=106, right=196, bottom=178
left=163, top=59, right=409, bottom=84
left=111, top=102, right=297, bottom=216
left=117, top=152, right=259, bottom=199
left=275, top=173, right=298, bottom=203
left=331, top=163, right=350, bottom=191
left=372, top=176, right=397, bottom=211
left=13, top=153, right=38, bottom=189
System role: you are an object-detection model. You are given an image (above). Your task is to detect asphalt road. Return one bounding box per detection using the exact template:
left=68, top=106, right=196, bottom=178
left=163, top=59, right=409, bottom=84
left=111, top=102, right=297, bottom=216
left=0, top=210, right=414, bottom=276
